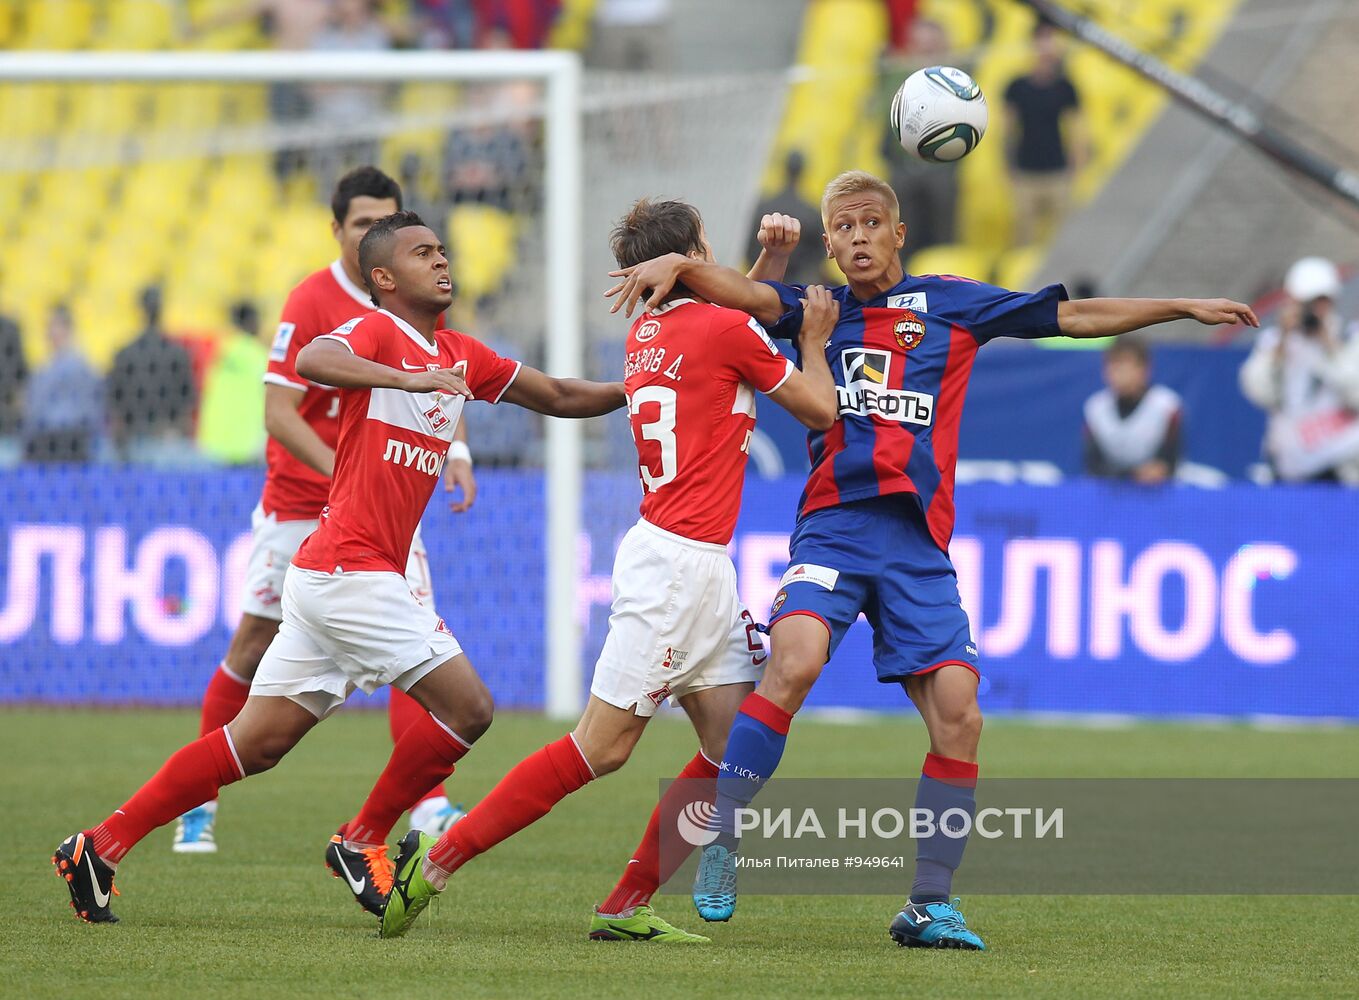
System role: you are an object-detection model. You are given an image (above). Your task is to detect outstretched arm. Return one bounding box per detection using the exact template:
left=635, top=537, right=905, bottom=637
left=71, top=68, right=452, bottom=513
left=607, top=255, right=787, bottom=326
left=1057, top=297, right=1259, bottom=339
left=295, top=338, right=472, bottom=397
left=499, top=366, right=626, bottom=418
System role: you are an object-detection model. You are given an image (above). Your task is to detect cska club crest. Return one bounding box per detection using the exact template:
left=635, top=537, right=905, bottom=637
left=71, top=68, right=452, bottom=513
left=893, top=310, right=926, bottom=351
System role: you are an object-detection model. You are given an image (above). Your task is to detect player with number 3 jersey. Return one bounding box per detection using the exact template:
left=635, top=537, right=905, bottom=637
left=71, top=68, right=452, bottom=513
left=376, top=198, right=839, bottom=943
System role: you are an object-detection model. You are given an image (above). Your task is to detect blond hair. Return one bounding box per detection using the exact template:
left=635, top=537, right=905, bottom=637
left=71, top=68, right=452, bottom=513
left=820, top=170, right=900, bottom=227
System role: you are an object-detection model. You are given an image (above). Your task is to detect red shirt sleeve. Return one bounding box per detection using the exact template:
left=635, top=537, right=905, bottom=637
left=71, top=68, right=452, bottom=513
left=449, top=333, right=522, bottom=403
left=316, top=313, right=387, bottom=362
left=265, top=286, right=316, bottom=390
left=715, top=312, right=795, bottom=394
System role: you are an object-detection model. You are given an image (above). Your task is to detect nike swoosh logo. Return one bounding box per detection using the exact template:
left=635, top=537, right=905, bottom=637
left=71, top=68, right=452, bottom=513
left=400, top=359, right=428, bottom=371
left=86, top=852, right=110, bottom=908
left=610, top=925, right=665, bottom=940
left=333, top=852, right=367, bottom=894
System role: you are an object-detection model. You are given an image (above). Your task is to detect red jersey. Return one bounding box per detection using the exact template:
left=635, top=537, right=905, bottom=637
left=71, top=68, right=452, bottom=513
left=261, top=260, right=376, bottom=520
left=293, top=310, right=520, bottom=575
left=625, top=299, right=794, bottom=545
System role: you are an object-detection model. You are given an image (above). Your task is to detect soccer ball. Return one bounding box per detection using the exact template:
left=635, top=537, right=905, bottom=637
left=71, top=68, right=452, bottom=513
left=890, top=66, right=988, bottom=163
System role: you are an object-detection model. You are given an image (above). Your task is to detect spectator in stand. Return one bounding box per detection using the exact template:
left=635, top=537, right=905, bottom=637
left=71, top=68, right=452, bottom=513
left=480, top=0, right=562, bottom=49
left=1003, top=19, right=1088, bottom=245
left=745, top=150, right=825, bottom=283
left=107, top=285, right=201, bottom=468
left=588, top=0, right=671, bottom=70
left=0, top=313, right=28, bottom=468
left=443, top=31, right=536, bottom=211
left=415, top=0, right=479, bottom=49
left=1240, top=257, right=1359, bottom=484
left=879, top=17, right=960, bottom=253
left=1083, top=338, right=1182, bottom=484
left=197, top=301, right=269, bottom=465
left=21, top=304, right=105, bottom=465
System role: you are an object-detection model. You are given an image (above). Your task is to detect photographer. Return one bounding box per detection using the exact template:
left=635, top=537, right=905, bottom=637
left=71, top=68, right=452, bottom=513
left=1240, top=257, right=1359, bottom=483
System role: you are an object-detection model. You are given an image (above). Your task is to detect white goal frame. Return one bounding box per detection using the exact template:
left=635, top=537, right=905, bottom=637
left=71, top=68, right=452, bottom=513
left=0, top=51, right=585, bottom=718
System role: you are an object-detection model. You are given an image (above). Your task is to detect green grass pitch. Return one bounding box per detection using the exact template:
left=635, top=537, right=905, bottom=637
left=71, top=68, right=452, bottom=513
left=4, top=708, right=1356, bottom=999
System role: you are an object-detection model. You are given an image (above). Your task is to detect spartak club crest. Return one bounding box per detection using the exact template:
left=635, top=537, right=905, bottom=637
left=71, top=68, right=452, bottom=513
left=893, top=309, right=926, bottom=351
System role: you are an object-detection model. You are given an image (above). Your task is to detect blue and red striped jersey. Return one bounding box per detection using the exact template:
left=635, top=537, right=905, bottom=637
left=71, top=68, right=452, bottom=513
left=765, top=274, right=1067, bottom=550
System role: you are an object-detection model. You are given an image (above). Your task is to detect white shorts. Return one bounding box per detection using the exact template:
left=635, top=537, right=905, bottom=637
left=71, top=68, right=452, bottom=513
left=590, top=519, right=766, bottom=718
left=239, top=502, right=435, bottom=621
left=252, top=566, right=463, bottom=719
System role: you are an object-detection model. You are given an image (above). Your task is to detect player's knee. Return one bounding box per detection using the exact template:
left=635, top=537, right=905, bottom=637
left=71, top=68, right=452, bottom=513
left=456, top=690, right=495, bottom=743
left=760, top=649, right=822, bottom=711
left=237, top=733, right=295, bottom=775
left=587, top=740, right=634, bottom=776
left=937, top=699, right=983, bottom=748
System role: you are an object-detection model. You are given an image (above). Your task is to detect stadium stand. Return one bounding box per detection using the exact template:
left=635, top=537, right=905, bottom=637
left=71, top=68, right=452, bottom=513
left=750, top=0, right=1242, bottom=290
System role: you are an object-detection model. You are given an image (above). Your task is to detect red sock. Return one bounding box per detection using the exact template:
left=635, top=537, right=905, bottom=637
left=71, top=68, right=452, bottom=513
left=426, top=734, right=594, bottom=877
left=90, top=728, right=244, bottom=864
left=198, top=662, right=250, bottom=736
left=345, top=713, right=471, bottom=846
left=387, top=688, right=448, bottom=805
left=598, top=749, right=720, bottom=915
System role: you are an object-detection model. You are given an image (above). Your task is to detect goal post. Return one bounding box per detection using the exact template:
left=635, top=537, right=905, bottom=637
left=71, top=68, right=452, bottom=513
left=0, top=50, right=585, bottom=717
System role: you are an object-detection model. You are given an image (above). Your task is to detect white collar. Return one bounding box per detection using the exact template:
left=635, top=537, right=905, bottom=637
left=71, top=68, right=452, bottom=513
left=330, top=259, right=376, bottom=310
left=378, top=308, right=440, bottom=355
left=649, top=297, right=698, bottom=316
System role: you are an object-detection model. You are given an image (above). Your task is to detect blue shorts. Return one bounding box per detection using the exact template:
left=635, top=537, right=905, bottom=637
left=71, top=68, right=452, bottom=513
left=768, top=496, right=979, bottom=684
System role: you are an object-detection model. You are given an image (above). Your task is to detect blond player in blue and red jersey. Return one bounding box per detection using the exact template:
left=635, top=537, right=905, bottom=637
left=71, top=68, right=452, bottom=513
left=607, top=170, right=1258, bottom=950
left=377, top=198, right=840, bottom=942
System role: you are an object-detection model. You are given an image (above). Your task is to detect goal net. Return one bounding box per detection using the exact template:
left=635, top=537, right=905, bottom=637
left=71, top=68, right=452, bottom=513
left=0, top=51, right=787, bottom=717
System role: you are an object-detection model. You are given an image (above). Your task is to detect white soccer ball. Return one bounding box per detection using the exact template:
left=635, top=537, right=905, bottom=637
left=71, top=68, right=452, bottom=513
left=890, top=66, right=988, bottom=163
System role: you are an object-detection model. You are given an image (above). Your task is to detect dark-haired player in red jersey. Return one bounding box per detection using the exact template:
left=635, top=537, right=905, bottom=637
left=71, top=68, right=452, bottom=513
left=377, top=198, right=839, bottom=941
left=175, top=167, right=473, bottom=859
left=53, top=211, right=625, bottom=925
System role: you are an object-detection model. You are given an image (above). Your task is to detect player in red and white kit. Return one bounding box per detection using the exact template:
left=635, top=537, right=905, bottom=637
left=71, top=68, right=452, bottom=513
left=53, top=211, right=625, bottom=925
left=377, top=198, right=838, bottom=942
left=176, top=167, right=473, bottom=856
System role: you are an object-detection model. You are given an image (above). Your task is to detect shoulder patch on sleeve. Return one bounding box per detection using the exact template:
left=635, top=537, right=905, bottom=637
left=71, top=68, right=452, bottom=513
left=268, top=322, right=295, bottom=362
left=747, top=316, right=780, bottom=355
left=327, top=316, right=364, bottom=339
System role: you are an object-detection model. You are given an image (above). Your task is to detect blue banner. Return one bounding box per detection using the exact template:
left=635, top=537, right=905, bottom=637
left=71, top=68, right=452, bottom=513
left=0, top=469, right=1353, bottom=720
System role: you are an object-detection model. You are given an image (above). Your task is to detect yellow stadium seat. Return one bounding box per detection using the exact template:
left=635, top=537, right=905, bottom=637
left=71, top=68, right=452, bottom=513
left=62, top=83, right=146, bottom=135
left=447, top=205, right=518, bottom=302
left=993, top=245, right=1045, bottom=292
left=0, top=84, right=65, bottom=139
left=17, top=0, right=95, bottom=49
left=97, top=0, right=178, bottom=50
left=906, top=244, right=995, bottom=284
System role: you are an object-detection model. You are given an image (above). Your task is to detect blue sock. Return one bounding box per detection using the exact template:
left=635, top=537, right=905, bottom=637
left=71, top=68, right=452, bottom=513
left=910, top=753, right=979, bottom=903
left=711, top=693, right=793, bottom=850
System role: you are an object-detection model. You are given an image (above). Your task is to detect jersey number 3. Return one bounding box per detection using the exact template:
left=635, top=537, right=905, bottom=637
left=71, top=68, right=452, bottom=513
left=630, top=385, right=677, bottom=493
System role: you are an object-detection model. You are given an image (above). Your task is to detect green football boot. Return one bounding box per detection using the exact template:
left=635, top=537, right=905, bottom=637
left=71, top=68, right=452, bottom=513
left=589, top=905, right=711, bottom=943
left=379, top=830, right=440, bottom=939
